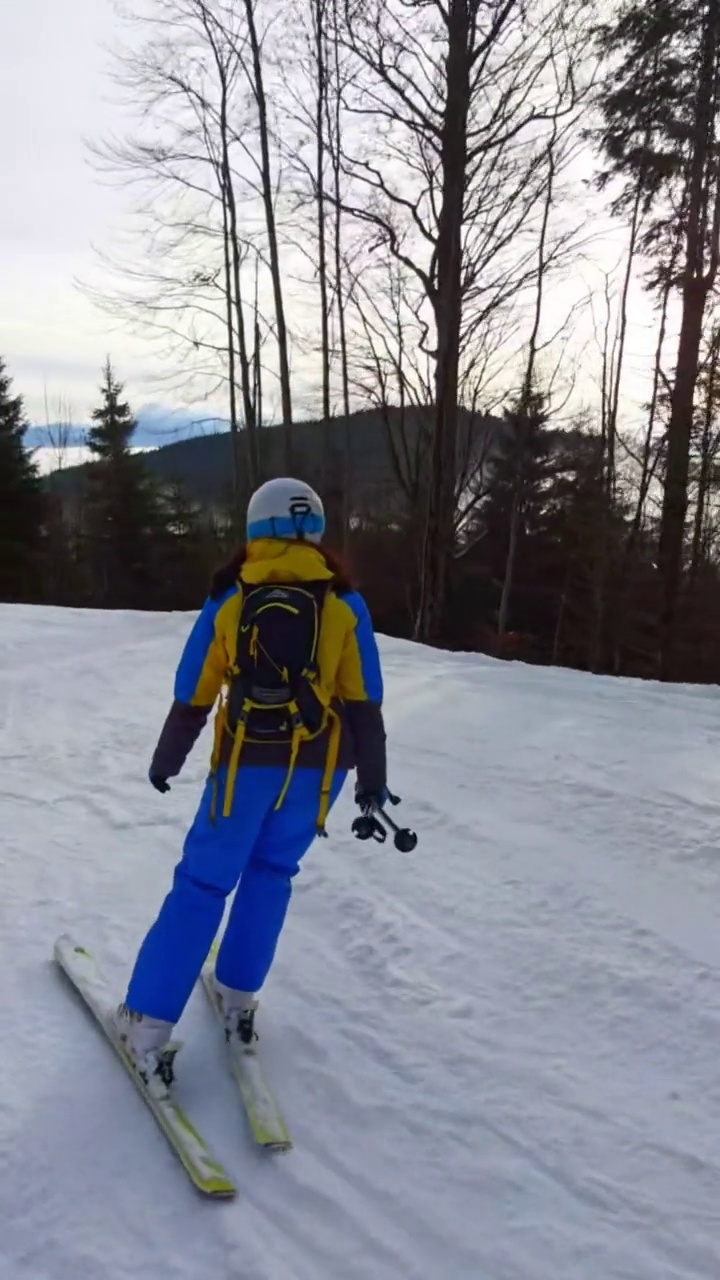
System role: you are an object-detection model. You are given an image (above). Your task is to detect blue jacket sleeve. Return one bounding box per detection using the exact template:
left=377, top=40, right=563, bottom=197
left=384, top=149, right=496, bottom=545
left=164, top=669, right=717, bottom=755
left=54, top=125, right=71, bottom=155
left=174, top=594, right=230, bottom=706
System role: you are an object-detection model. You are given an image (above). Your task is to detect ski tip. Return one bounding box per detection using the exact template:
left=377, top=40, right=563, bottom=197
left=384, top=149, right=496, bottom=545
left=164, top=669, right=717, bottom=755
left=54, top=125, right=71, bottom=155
left=53, top=933, right=86, bottom=962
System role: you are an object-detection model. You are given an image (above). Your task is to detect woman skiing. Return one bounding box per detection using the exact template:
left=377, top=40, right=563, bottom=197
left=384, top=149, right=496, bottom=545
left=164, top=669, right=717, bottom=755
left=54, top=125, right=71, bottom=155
left=115, top=477, right=387, bottom=1078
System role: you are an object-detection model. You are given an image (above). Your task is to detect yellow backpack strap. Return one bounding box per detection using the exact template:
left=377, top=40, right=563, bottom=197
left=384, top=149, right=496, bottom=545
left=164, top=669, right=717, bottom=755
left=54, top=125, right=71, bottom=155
left=316, top=707, right=342, bottom=834
left=274, top=702, right=304, bottom=812
left=222, top=702, right=251, bottom=819
left=208, top=699, right=228, bottom=824
left=218, top=589, right=245, bottom=821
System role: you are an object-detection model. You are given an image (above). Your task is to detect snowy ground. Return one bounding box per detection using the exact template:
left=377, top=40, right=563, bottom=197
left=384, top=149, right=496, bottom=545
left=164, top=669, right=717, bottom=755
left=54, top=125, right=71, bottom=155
left=2, top=604, right=720, bottom=1280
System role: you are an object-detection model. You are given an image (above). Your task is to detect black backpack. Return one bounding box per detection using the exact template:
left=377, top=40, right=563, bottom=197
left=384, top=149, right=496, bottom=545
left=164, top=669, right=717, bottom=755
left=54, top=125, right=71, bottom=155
left=226, top=581, right=331, bottom=744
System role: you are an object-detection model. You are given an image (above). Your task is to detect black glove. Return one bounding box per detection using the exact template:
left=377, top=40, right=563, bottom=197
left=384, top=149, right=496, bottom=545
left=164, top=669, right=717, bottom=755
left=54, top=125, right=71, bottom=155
left=150, top=773, right=171, bottom=794
left=355, top=787, right=388, bottom=815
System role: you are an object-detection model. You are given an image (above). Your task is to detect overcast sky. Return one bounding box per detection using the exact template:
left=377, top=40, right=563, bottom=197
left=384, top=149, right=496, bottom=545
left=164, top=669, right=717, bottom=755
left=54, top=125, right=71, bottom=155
left=2, top=0, right=670, bottom=438
left=1, top=0, right=167, bottom=424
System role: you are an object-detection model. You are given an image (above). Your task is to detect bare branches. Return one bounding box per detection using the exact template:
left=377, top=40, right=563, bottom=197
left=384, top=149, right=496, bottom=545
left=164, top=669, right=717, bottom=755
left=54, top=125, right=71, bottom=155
left=320, top=0, right=596, bottom=637
left=79, top=0, right=603, bottom=634
left=83, top=0, right=302, bottom=481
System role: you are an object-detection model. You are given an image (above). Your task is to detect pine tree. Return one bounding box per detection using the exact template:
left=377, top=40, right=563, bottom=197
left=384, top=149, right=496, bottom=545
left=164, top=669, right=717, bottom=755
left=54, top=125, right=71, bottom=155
left=87, top=360, right=139, bottom=463
left=593, top=0, right=720, bottom=676
left=0, top=357, right=44, bottom=601
left=490, top=387, right=553, bottom=638
left=154, top=481, right=224, bottom=611
left=84, top=360, right=162, bottom=607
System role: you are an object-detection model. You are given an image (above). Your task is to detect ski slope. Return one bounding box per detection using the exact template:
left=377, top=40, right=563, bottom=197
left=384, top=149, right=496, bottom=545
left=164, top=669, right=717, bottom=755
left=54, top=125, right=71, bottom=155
left=2, top=603, right=720, bottom=1280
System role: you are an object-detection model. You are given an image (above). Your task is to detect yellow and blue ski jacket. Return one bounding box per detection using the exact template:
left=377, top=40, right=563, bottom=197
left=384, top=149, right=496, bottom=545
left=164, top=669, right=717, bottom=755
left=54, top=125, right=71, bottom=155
left=150, top=540, right=387, bottom=829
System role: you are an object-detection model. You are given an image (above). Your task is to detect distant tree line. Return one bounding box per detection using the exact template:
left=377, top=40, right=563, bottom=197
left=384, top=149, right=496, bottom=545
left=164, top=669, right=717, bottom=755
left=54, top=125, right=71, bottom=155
left=5, top=349, right=720, bottom=685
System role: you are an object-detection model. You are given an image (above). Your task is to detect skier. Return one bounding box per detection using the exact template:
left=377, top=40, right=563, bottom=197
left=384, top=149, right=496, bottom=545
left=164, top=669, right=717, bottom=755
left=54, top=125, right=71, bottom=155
left=113, top=477, right=388, bottom=1080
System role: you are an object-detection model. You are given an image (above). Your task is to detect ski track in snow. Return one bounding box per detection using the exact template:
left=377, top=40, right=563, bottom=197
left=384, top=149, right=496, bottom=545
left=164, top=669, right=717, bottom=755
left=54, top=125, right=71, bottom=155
left=2, top=604, right=720, bottom=1278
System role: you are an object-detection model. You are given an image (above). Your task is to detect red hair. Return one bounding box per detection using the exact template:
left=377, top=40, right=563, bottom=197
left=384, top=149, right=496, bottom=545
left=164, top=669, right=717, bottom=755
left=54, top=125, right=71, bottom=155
left=209, top=542, right=354, bottom=600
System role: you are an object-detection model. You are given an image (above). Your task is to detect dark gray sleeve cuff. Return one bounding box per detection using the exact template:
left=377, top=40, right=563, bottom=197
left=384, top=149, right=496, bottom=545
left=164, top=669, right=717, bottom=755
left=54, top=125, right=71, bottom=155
left=343, top=700, right=387, bottom=795
left=150, top=700, right=212, bottom=779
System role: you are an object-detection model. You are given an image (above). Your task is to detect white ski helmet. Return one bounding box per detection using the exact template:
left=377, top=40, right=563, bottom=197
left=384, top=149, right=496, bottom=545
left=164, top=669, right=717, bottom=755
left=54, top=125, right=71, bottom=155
left=246, top=477, right=325, bottom=544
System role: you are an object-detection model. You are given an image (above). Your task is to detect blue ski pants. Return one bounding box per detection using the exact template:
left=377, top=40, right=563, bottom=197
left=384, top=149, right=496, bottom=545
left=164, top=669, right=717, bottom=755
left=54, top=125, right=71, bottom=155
left=125, top=765, right=348, bottom=1024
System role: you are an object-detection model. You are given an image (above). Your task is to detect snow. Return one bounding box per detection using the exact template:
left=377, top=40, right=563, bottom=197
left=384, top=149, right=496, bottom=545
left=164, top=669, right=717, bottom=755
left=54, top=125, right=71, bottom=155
left=2, top=603, right=720, bottom=1279
left=31, top=445, right=152, bottom=475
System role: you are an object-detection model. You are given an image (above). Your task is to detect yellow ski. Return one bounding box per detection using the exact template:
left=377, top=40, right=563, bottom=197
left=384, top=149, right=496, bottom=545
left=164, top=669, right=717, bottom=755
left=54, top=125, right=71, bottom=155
left=201, top=950, right=292, bottom=1152
left=54, top=934, right=237, bottom=1199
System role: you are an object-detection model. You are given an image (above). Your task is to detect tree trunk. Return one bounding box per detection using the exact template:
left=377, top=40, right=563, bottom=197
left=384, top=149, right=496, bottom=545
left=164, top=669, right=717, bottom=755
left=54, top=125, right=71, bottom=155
left=612, top=267, right=675, bottom=675
left=552, top=569, right=570, bottom=666
left=314, top=0, right=331, bottom=423
left=219, top=180, right=242, bottom=514
left=220, top=105, right=259, bottom=494
left=497, top=121, right=556, bottom=642
left=242, top=0, right=293, bottom=465
left=252, top=257, right=264, bottom=446
left=658, top=0, right=720, bottom=679
left=497, top=490, right=521, bottom=640
left=205, top=9, right=259, bottom=492
left=328, top=0, right=351, bottom=545
left=690, top=332, right=720, bottom=577
left=589, top=149, right=647, bottom=672
left=608, top=173, right=646, bottom=494
left=417, top=0, right=471, bottom=643
left=659, top=282, right=712, bottom=676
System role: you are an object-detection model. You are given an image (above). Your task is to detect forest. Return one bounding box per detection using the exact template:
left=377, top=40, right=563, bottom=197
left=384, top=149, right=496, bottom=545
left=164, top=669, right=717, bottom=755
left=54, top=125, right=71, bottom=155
left=4, top=0, right=720, bottom=684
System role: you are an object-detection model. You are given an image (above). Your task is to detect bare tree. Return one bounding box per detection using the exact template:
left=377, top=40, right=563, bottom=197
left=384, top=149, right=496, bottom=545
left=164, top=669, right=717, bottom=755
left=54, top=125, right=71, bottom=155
left=84, top=0, right=260, bottom=497
left=347, top=249, right=434, bottom=526
left=497, top=116, right=561, bottom=641
left=234, top=0, right=294, bottom=459
left=657, top=3, right=720, bottom=675
left=334, top=0, right=591, bottom=641
left=42, top=391, right=76, bottom=473
left=83, top=0, right=301, bottom=487
left=273, top=0, right=359, bottom=536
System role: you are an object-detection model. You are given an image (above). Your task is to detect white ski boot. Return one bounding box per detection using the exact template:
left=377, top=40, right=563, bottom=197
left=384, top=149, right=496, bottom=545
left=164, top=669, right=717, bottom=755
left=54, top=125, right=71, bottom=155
left=112, top=1004, right=176, bottom=1089
left=214, top=980, right=259, bottom=1048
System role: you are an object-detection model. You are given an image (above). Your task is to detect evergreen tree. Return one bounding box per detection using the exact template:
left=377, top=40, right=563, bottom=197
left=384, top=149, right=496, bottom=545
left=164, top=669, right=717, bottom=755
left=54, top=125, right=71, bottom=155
left=488, top=387, right=553, bottom=638
left=87, top=360, right=139, bottom=462
left=154, top=482, right=224, bottom=611
left=540, top=431, right=613, bottom=669
left=485, top=393, right=552, bottom=538
left=593, top=0, right=720, bottom=676
left=0, top=357, right=44, bottom=601
left=84, top=360, right=163, bottom=608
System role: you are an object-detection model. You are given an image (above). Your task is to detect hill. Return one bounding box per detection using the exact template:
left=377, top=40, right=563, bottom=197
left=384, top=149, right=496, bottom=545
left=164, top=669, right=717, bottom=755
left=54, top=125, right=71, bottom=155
left=46, top=406, right=506, bottom=512
left=2, top=604, right=720, bottom=1279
